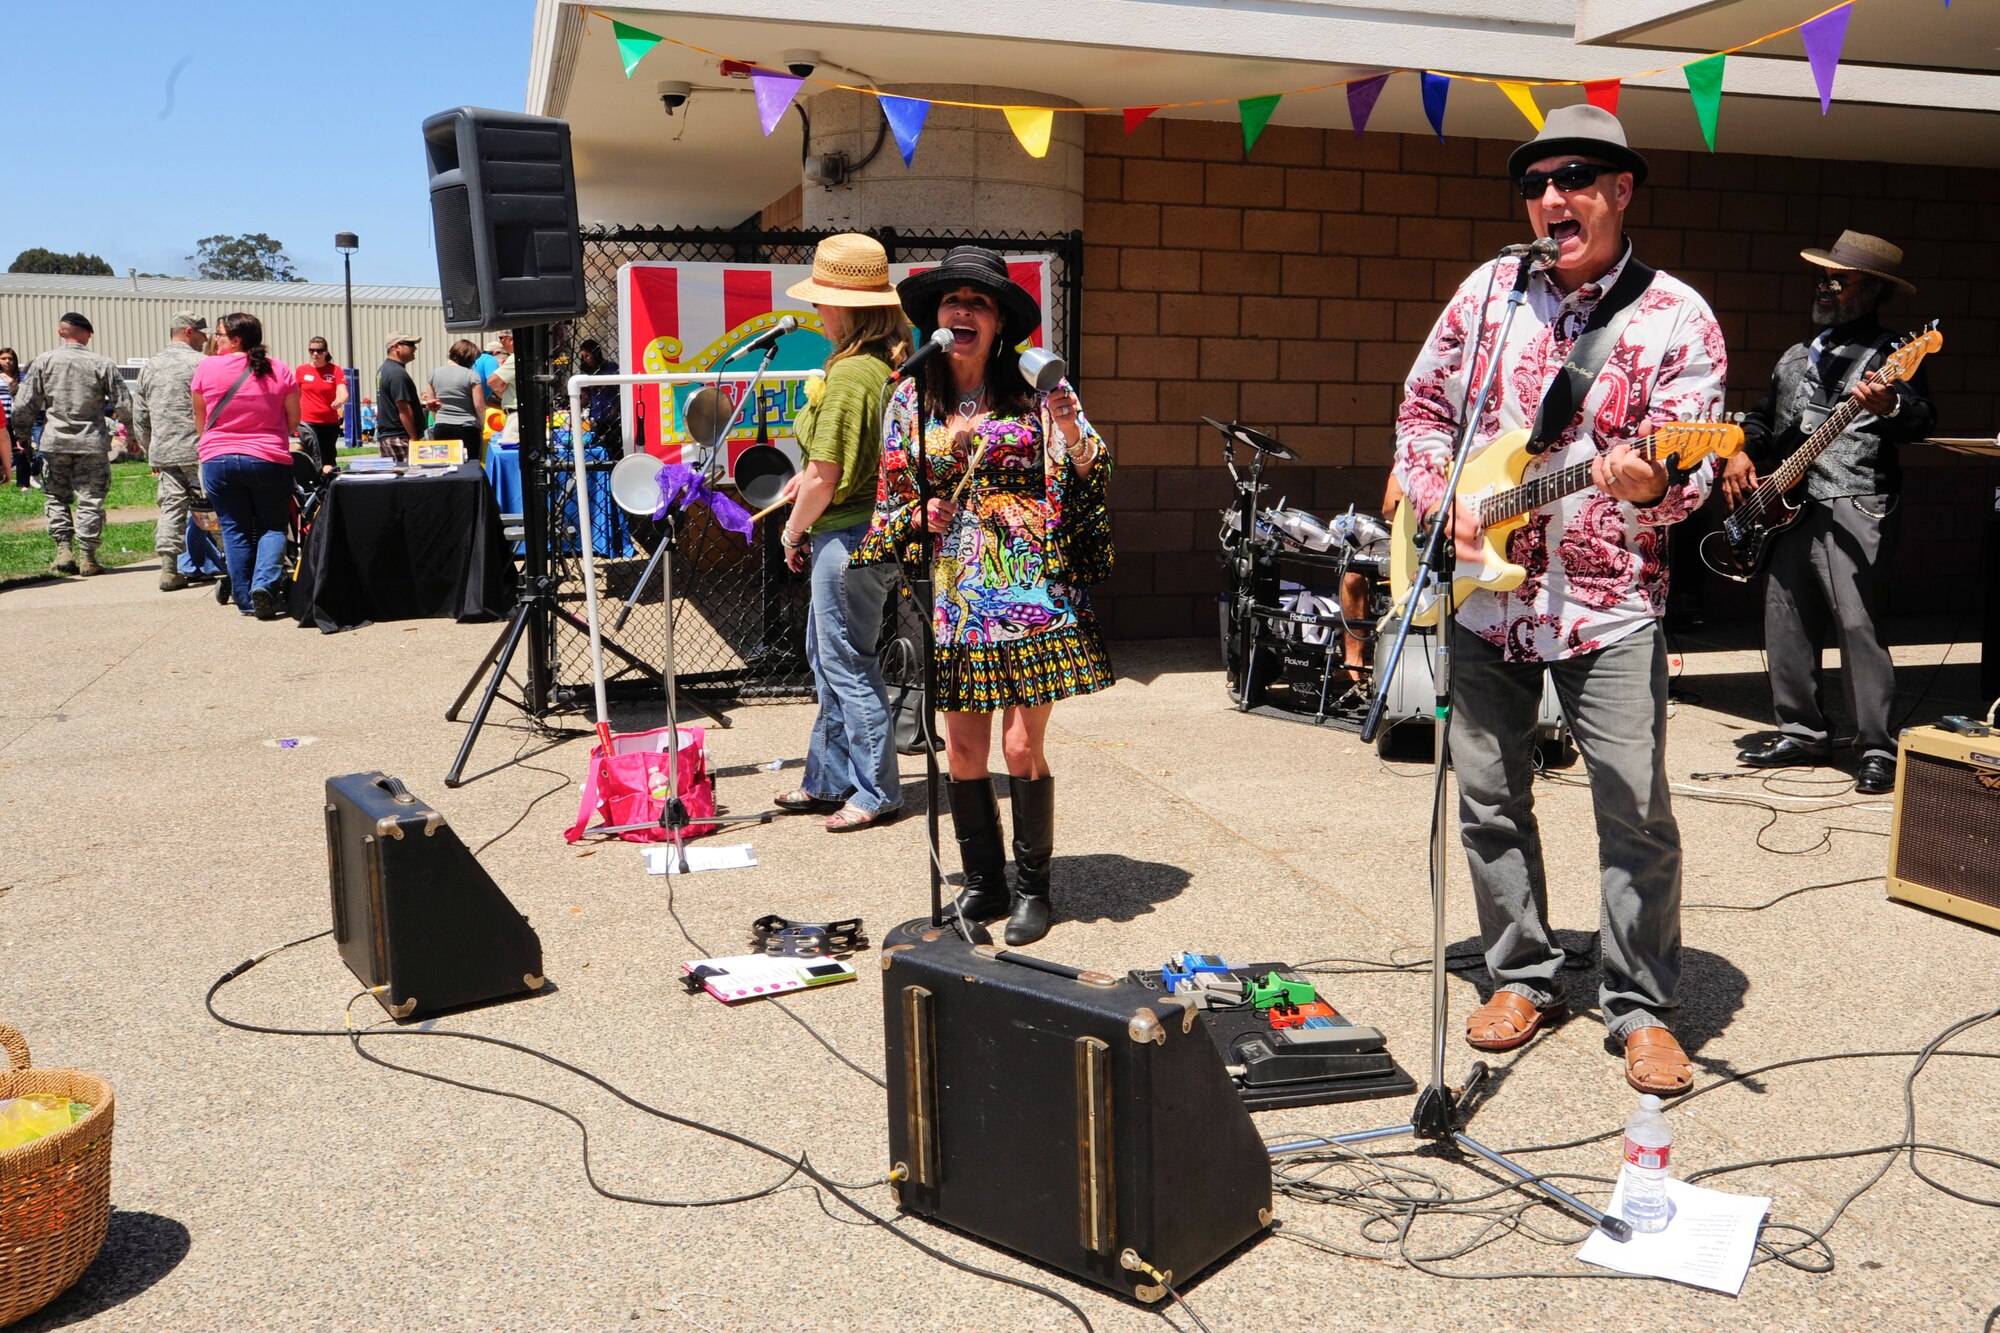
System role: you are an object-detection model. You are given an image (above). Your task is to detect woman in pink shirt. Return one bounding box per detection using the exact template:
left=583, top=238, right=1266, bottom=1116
left=192, top=312, right=301, bottom=618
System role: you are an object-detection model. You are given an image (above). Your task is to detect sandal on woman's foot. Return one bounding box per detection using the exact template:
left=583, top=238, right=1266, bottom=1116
left=1465, top=992, right=1567, bottom=1052
left=1623, top=1027, right=1694, bottom=1097
left=774, top=788, right=840, bottom=814
left=825, top=803, right=900, bottom=833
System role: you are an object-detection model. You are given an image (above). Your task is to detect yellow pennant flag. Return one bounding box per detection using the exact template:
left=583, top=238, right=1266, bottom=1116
left=1003, top=106, right=1055, bottom=159
left=1498, top=82, right=1545, bottom=131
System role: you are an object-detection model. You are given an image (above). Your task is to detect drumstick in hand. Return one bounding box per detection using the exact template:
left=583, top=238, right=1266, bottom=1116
left=949, top=434, right=991, bottom=506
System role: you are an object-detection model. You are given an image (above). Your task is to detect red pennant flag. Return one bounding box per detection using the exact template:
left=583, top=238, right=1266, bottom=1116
left=1585, top=80, right=1621, bottom=115
left=1123, top=106, right=1160, bottom=135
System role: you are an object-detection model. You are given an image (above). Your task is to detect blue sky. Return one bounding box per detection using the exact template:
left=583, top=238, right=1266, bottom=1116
left=6, top=2, right=535, bottom=287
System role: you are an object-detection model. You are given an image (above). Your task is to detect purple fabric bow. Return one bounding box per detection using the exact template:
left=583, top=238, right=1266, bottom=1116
left=652, top=461, right=754, bottom=542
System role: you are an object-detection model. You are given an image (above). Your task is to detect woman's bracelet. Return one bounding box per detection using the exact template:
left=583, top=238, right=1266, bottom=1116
left=781, top=527, right=805, bottom=549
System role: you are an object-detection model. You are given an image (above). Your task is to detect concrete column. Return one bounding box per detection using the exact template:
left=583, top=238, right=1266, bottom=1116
left=800, top=83, right=1083, bottom=235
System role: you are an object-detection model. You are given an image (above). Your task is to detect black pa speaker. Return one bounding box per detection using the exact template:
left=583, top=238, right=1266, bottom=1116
left=881, top=926, right=1271, bottom=1303
left=422, top=106, right=586, bottom=331
left=324, top=772, right=546, bottom=1020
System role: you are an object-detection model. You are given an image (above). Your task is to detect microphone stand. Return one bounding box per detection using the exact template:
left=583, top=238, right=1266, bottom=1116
left=1305, top=253, right=1634, bottom=1243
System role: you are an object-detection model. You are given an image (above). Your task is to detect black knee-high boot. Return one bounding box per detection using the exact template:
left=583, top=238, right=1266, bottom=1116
left=1004, top=776, right=1055, bottom=946
left=947, top=777, right=1009, bottom=922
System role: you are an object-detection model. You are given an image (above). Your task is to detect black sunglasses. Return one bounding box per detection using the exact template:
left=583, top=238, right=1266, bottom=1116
left=1518, top=162, right=1618, bottom=199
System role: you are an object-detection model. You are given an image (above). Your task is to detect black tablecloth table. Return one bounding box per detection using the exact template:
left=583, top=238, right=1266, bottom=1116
left=291, top=463, right=515, bottom=632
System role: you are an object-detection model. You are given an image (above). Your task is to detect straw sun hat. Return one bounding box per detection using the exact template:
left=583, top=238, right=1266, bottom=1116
left=784, top=234, right=904, bottom=307
left=1800, top=229, right=1916, bottom=295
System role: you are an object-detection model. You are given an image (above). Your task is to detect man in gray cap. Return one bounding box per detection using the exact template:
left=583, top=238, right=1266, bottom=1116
left=134, top=312, right=210, bottom=590
left=374, top=332, right=424, bottom=464
left=13, top=313, right=132, bottom=576
left=1393, top=106, right=1727, bottom=1098
left=1725, top=232, right=1934, bottom=795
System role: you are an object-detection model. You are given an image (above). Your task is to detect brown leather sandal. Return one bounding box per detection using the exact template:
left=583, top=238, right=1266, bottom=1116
left=1465, top=992, right=1567, bottom=1052
left=1624, top=1027, right=1694, bottom=1097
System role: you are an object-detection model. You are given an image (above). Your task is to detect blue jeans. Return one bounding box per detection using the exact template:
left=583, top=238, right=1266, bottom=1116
left=202, top=454, right=292, bottom=612
left=801, top=523, right=902, bottom=814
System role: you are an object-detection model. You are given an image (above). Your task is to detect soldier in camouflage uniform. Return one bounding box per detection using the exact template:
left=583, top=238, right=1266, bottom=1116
left=13, top=313, right=132, bottom=576
left=135, top=311, right=210, bottom=590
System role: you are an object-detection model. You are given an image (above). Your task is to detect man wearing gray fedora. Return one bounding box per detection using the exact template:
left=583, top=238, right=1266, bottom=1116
left=1725, top=232, right=1933, bottom=795
left=1395, top=105, right=1727, bottom=1097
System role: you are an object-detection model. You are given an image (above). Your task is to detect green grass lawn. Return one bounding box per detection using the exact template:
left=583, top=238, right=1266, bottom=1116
left=0, top=519, right=158, bottom=584
left=0, top=458, right=159, bottom=523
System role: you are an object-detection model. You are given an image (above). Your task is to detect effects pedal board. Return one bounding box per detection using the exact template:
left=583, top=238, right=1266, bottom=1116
left=1129, top=959, right=1415, bottom=1111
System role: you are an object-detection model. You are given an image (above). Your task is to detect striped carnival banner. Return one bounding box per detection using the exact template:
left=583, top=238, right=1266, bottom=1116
left=616, top=257, right=1056, bottom=472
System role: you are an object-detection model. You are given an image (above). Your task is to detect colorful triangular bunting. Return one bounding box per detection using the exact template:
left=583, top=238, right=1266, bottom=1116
left=1684, top=53, right=1725, bottom=151
left=1123, top=106, right=1160, bottom=135
left=1800, top=3, right=1853, bottom=115
left=879, top=95, right=931, bottom=167
left=1498, top=82, right=1544, bottom=131
left=752, top=71, right=805, bottom=136
left=1238, top=94, right=1280, bottom=156
left=1004, top=106, right=1055, bottom=158
left=1585, top=79, right=1622, bottom=115
left=1421, top=72, right=1451, bottom=142
left=612, top=20, right=662, bottom=78
left=1346, top=74, right=1388, bottom=139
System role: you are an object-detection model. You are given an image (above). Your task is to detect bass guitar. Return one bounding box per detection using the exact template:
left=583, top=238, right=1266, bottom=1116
left=1700, top=323, right=1941, bottom=583
left=1388, top=420, right=1744, bottom=627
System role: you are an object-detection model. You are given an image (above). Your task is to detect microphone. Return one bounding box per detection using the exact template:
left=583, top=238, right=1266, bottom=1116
left=720, top=315, right=798, bottom=365
left=892, top=326, right=956, bottom=382
left=1498, top=237, right=1562, bottom=266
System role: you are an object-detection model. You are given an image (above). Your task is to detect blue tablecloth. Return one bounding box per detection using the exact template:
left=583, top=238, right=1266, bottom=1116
left=485, top=442, right=632, bottom=558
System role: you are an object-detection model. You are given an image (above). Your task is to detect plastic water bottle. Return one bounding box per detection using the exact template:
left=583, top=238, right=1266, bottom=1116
left=1621, top=1093, right=1674, bottom=1233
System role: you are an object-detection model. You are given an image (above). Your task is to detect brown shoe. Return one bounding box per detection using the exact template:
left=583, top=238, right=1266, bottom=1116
left=1624, top=1027, right=1694, bottom=1097
left=77, top=549, right=103, bottom=577
left=160, top=564, right=190, bottom=591
left=1465, top=992, right=1567, bottom=1052
left=49, top=543, right=78, bottom=576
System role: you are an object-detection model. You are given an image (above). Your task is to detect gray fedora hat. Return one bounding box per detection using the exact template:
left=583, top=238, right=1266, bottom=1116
left=1508, top=105, right=1649, bottom=186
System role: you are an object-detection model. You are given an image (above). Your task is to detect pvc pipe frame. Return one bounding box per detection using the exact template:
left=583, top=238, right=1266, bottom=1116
left=560, top=370, right=825, bottom=736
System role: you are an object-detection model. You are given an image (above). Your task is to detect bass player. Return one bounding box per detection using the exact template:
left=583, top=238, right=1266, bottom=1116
left=1723, top=232, right=1933, bottom=796
left=1393, top=106, right=1725, bottom=1097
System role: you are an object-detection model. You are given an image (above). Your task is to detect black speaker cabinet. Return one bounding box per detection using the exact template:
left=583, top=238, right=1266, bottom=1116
left=881, top=927, right=1271, bottom=1303
left=422, top=106, right=586, bottom=331
left=325, top=772, right=546, bottom=1019
left=1888, top=726, right=2000, bottom=931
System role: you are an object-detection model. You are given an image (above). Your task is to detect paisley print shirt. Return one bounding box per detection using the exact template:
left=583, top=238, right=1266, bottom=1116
left=1393, top=243, right=1726, bottom=663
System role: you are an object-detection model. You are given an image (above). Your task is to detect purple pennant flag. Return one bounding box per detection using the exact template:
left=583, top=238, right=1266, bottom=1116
left=879, top=94, right=931, bottom=166
left=654, top=463, right=754, bottom=543
left=1421, top=72, right=1451, bottom=143
left=1346, top=74, right=1389, bottom=139
left=752, top=70, right=805, bottom=135
left=1800, top=3, right=1852, bottom=115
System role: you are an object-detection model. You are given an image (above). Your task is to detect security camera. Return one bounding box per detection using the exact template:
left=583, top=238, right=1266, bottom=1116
left=657, top=80, right=691, bottom=114
left=783, top=49, right=819, bottom=79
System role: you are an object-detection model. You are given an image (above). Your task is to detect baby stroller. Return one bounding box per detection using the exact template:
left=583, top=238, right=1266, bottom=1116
left=212, top=445, right=336, bottom=610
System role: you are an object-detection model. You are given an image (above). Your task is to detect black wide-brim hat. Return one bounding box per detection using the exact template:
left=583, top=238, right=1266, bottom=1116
left=1507, top=104, right=1648, bottom=187
left=895, top=246, right=1042, bottom=347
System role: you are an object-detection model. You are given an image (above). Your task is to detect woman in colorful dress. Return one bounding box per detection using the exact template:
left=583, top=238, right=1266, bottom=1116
left=854, top=246, right=1112, bottom=945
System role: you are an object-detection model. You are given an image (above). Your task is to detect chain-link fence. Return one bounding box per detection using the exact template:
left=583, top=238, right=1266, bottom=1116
left=527, top=225, right=1083, bottom=711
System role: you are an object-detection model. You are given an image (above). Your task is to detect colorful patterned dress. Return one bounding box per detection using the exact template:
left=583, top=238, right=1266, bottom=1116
left=853, top=378, right=1113, bottom=712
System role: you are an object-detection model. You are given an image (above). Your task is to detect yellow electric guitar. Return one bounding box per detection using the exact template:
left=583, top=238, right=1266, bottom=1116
left=1388, top=420, right=1744, bottom=626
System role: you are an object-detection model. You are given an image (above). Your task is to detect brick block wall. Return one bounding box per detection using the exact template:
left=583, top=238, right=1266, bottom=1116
left=1078, top=114, right=2000, bottom=638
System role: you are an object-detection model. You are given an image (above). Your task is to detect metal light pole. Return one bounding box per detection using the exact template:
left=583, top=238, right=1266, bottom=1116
left=334, top=232, right=360, bottom=450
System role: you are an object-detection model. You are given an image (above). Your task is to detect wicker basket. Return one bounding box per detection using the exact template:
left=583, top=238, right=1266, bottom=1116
left=0, top=1024, right=115, bottom=1327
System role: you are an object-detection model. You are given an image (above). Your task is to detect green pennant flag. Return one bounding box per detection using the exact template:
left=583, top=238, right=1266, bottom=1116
left=1238, top=94, right=1281, bottom=157
left=1683, top=53, right=1725, bottom=151
left=613, top=20, right=662, bottom=77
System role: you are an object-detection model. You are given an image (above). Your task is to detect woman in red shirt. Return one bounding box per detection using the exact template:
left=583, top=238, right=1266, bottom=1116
left=192, top=313, right=301, bottom=618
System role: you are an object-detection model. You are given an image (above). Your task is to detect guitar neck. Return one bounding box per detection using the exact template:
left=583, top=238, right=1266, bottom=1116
left=1477, top=436, right=1667, bottom=527
left=1769, top=395, right=1867, bottom=494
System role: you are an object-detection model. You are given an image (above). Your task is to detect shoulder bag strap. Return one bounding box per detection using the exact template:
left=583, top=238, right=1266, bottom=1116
left=201, top=365, right=256, bottom=436
left=1527, top=256, right=1657, bottom=454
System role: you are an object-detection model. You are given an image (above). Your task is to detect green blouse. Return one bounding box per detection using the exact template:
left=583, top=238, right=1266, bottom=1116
left=791, top=352, right=893, bottom=535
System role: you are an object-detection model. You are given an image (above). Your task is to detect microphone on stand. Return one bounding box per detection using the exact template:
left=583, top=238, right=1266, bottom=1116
left=1498, top=237, right=1562, bottom=266
left=720, top=315, right=799, bottom=365
left=892, top=327, right=956, bottom=382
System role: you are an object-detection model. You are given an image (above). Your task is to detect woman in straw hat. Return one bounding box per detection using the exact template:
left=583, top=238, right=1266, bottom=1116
left=854, top=245, right=1113, bottom=946
left=771, top=234, right=913, bottom=832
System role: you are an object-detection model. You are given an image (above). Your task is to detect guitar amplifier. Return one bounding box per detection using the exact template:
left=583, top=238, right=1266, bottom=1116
left=1887, top=727, right=2000, bottom=931
left=881, top=927, right=1271, bottom=1302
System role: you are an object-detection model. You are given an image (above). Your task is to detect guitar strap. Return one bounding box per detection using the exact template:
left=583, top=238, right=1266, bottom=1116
left=1526, top=254, right=1657, bottom=456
